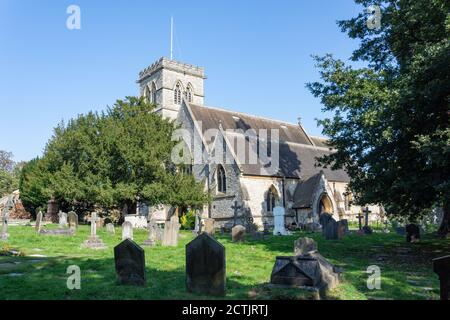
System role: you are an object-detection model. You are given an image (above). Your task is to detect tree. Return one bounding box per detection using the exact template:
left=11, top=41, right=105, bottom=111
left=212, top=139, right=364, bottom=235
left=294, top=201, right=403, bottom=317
left=0, top=150, right=20, bottom=196
left=20, top=96, right=209, bottom=216
left=307, top=0, right=449, bottom=235
left=0, top=150, right=14, bottom=173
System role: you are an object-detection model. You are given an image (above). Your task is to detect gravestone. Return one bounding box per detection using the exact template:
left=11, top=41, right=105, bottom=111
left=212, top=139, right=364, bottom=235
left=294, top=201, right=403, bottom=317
left=162, top=215, right=180, bottom=246
left=186, top=233, right=226, bottom=296
left=35, top=211, right=43, bottom=233
left=294, top=237, right=317, bottom=256
left=305, top=222, right=322, bottom=233
left=122, top=221, right=133, bottom=240
left=323, top=217, right=339, bottom=240
left=273, top=206, right=289, bottom=236
left=1, top=197, right=13, bottom=240
left=203, top=218, right=215, bottom=236
left=193, top=212, right=201, bottom=236
left=68, top=211, right=78, bottom=230
left=433, top=255, right=450, bottom=300
left=231, top=225, right=246, bottom=242
left=106, top=223, right=115, bottom=234
left=58, top=210, right=68, bottom=228
left=82, top=212, right=106, bottom=249
left=406, top=224, right=421, bottom=243
left=114, top=239, right=146, bottom=286
left=142, top=222, right=157, bottom=247
left=337, top=220, right=349, bottom=239
left=319, top=213, right=334, bottom=232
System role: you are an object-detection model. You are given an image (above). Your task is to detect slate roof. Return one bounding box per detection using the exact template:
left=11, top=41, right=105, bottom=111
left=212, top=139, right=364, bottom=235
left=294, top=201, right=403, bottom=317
left=187, top=103, right=350, bottom=182
left=292, top=173, right=322, bottom=209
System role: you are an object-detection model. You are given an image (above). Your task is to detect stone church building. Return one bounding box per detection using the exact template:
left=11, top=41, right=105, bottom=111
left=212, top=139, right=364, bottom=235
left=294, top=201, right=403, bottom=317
left=134, top=57, right=382, bottom=229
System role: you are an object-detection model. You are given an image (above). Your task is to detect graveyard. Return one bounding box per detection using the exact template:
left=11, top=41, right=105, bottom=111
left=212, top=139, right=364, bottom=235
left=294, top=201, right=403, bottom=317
left=0, top=222, right=448, bottom=300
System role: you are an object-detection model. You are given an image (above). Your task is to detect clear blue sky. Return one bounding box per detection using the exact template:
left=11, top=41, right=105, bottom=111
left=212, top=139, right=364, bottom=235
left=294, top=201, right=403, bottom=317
left=0, top=0, right=365, bottom=162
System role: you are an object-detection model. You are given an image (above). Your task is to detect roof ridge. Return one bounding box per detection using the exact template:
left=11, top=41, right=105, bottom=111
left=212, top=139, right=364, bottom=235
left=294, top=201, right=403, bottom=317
left=189, top=103, right=301, bottom=127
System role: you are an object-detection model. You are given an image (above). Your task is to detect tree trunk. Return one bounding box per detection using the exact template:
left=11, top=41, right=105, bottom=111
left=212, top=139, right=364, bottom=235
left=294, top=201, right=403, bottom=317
left=437, top=200, right=450, bottom=238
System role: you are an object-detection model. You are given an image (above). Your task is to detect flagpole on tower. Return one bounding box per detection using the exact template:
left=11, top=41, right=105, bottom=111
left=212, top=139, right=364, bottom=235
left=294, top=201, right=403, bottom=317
left=170, top=16, right=174, bottom=60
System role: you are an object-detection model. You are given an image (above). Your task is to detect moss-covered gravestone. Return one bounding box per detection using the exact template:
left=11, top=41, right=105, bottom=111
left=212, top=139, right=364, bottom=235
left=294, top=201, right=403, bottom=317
left=114, top=239, right=146, bottom=286
left=186, top=233, right=225, bottom=296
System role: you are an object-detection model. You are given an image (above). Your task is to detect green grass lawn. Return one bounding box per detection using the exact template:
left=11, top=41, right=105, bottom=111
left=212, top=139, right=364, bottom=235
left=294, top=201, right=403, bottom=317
left=0, top=224, right=448, bottom=300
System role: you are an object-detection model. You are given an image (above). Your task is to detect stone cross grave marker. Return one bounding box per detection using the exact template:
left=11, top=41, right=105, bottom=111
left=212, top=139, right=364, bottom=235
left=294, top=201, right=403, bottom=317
left=273, top=206, right=289, bottom=236
left=362, top=207, right=373, bottom=234
left=356, top=212, right=364, bottom=231
left=186, top=233, right=226, bottom=296
left=82, top=212, right=106, bottom=249
left=231, top=225, right=246, bottom=242
left=162, top=215, right=180, bottom=246
left=122, top=221, right=133, bottom=240
left=114, top=239, right=146, bottom=286
left=231, top=201, right=242, bottom=226
left=68, top=211, right=78, bottom=230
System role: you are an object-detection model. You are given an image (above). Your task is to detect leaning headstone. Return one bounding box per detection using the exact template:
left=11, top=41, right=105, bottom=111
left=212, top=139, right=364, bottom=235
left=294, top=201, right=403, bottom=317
left=58, top=211, right=68, bottom=228
left=203, top=218, right=215, bottom=236
left=114, top=239, right=146, bottom=286
left=106, top=223, right=115, bottom=234
left=68, top=211, right=78, bottom=230
left=162, top=215, right=181, bottom=246
left=294, top=237, right=317, bottom=256
left=35, top=211, right=43, bottom=233
left=273, top=206, right=289, bottom=236
left=433, top=255, right=450, bottom=300
left=122, top=221, right=133, bottom=240
left=323, top=217, right=338, bottom=240
left=142, top=222, right=157, bottom=247
left=186, top=233, right=226, bottom=296
left=81, top=212, right=106, bottom=249
left=231, top=225, right=246, bottom=242
left=406, top=224, right=421, bottom=243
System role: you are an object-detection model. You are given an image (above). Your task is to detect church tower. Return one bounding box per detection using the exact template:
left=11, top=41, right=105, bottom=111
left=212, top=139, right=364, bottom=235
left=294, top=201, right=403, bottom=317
left=137, top=57, right=206, bottom=120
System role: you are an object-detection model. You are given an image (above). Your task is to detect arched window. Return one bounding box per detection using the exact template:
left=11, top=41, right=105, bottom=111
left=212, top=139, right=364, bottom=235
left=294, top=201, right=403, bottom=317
left=174, top=83, right=182, bottom=105
left=267, top=186, right=278, bottom=212
left=185, top=84, right=193, bottom=103
left=144, top=86, right=151, bottom=103
left=151, top=82, right=157, bottom=104
left=217, top=165, right=226, bottom=193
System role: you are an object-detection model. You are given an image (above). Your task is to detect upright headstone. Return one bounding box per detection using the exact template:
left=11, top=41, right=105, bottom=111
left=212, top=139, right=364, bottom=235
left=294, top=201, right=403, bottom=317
left=1, top=197, right=13, bottom=241
left=114, top=239, right=146, bottom=286
left=319, top=213, right=333, bottom=229
left=186, top=233, right=226, bottom=296
left=193, top=212, right=201, bottom=236
left=82, top=212, right=106, bottom=249
left=433, top=255, right=450, bottom=300
left=273, top=206, right=289, bottom=236
left=323, top=217, right=339, bottom=240
left=294, top=237, right=318, bottom=256
left=122, top=221, right=133, bottom=240
left=203, top=218, right=215, bottom=236
left=143, top=222, right=157, bottom=246
left=68, top=211, right=78, bottom=230
left=162, top=215, right=180, bottom=246
left=106, top=223, right=115, bottom=234
left=337, top=220, right=349, bottom=239
left=58, top=210, right=68, bottom=228
left=231, top=225, right=246, bottom=242
left=406, top=224, right=421, bottom=243
left=35, top=211, right=43, bottom=233
left=46, top=198, right=58, bottom=222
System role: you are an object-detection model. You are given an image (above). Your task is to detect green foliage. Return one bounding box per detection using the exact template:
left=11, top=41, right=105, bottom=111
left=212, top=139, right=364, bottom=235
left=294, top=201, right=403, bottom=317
left=180, top=210, right=196, bottom=230
left=19, top=96, right=209, bottom=216
left=307, top=0, right=450, bottom=227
